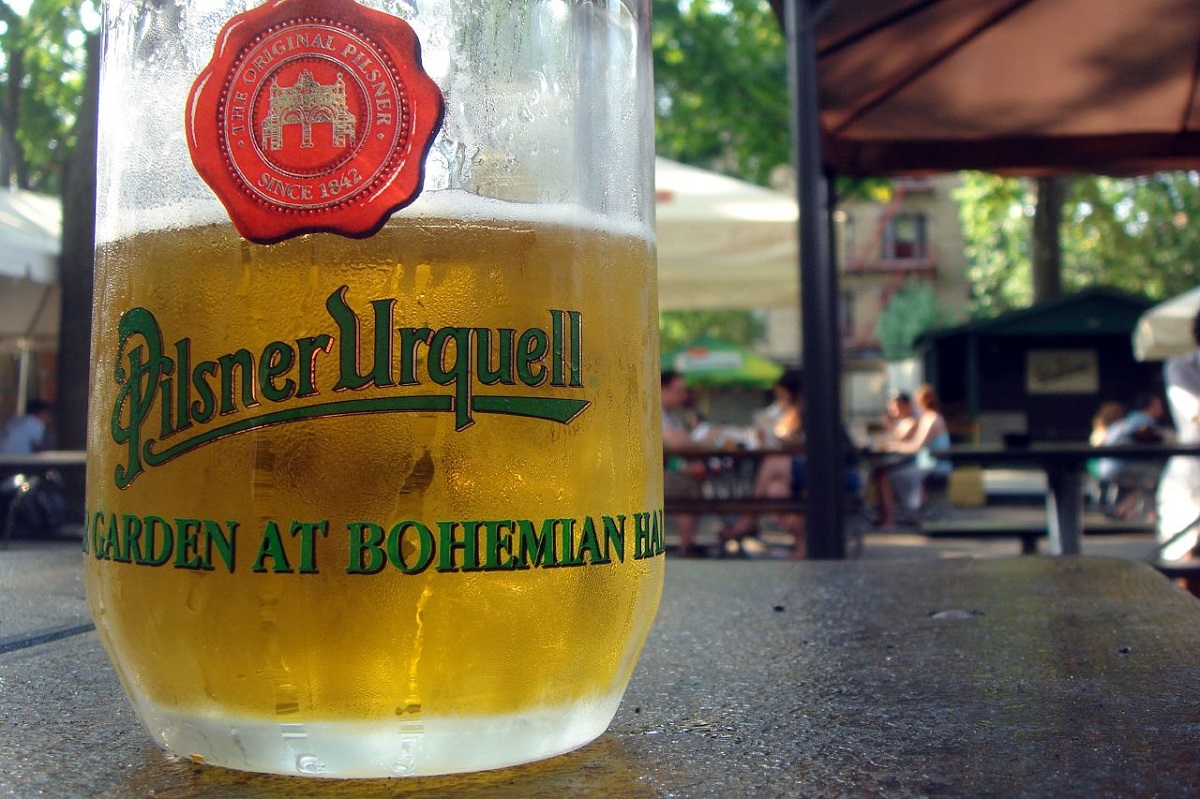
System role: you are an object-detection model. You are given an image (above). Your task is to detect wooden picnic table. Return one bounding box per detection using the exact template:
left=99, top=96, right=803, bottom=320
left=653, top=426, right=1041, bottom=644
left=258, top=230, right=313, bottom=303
left=0, top=449, right=88, bottom=470
left=933, top=442, right=1200, bottom=556
left=0, top=450, right=89, bottom=534
left=662, top=445, right=806, bottom=512
left=663, top=446, right=809, bottom=553
left=2, top=544, right=1199, bottom=795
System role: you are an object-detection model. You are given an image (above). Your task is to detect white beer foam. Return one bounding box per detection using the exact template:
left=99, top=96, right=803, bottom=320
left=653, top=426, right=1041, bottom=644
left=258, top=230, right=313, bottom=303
left=96, top=189, right=654, bottom=246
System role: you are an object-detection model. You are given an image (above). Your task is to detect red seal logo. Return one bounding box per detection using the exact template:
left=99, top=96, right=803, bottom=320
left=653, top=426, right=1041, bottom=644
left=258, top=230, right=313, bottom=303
left=187, top=0, right=444, bottom=243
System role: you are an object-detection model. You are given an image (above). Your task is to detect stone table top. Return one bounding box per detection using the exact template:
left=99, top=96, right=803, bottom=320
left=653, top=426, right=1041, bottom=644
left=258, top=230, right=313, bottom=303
left=2, top=541, right=1198, bottom=797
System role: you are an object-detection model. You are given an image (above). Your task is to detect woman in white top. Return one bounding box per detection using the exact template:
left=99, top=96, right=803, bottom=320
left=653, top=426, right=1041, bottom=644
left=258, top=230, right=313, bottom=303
left=1157, top=311, right=1200, bottom=562
left=876, top=383, right=951, bottom=526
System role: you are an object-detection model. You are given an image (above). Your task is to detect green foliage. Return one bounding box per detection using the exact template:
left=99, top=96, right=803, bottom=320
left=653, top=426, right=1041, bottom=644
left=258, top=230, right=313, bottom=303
left=651, top=0, right=889, bottom=203
left=956, top=170, right=1200, bottom=317
left=875, top=281, right=947, bottom=361
left=652, top=0, right=790, bottom=187
left=0, top=0, right=96, bottom=192
left=659, top=309, right=767, bottom=353
left=651, top=1, right=781, bottom=355
left=1065, top=173, right=1200, bottom=300
left=954, top=172, right=1034, bottom=315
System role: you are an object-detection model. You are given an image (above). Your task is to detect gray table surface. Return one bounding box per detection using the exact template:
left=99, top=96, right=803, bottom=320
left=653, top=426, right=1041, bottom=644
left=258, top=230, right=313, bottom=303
left=2, top=539, right=1199, bottom=797
left=0, top=450, right=88, bottom=468
left=932, top=443, right=1200, bottom=557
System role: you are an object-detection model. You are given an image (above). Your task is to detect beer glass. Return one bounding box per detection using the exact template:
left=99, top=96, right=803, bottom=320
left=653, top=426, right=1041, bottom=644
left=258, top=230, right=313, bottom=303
left=85, top=0, right=663, bottom=778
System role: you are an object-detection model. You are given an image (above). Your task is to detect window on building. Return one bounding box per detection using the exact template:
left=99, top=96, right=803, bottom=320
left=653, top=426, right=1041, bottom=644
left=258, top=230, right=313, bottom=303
left=883, top=212, right=927, bottom=260
left=835, top=210, right=855, bottom=267
left=839, top=290, right=856, bottom=340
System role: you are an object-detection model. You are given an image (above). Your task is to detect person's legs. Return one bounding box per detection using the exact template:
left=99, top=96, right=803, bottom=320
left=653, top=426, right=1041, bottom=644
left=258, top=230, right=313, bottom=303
left=783, top=512, right=806, bottom=559
left=675, top=513, right=700, bottom=555
left=872, top=466, right=899, bottom=525
left=720, top=454, right=793, bottom=542
left=758, top=468, right=805, bottom=557
left=1112, top=463, right=1161, bottom=521
left=888, top=464, right=923, bottom=523
left=719, top=513, right=756, bottom=542
left=665, top=469, right=705, bottom=556
left=757, top=454, right=794, bottom=496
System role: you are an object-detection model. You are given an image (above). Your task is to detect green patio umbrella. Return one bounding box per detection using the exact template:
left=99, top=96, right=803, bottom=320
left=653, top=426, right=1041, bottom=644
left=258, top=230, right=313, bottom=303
left=660, top=337, right=784, bottom=390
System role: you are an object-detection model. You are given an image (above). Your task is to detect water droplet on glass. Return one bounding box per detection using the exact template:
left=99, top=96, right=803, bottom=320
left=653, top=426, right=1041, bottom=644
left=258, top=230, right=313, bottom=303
left=185, top=583, right=203, bottom=614
left=295, top=754, right=327, bottom=774
left=390, top=734, right=422, bottom=775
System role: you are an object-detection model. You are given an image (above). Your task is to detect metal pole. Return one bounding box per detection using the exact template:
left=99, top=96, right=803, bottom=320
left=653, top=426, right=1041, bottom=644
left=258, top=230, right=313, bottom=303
left=16, top=338, right=31, bottom=414
left=786, top=0, right=844, bottom=558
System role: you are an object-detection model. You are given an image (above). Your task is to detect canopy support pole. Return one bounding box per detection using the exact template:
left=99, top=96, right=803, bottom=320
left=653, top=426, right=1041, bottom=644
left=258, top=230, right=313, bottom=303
left=966, top=333, right=981, bottom=420
left=15, top=339, right=31, bottom=416
left=787, top=0, right=845, bottom=559
left=14, top=284, right=55, bottom=416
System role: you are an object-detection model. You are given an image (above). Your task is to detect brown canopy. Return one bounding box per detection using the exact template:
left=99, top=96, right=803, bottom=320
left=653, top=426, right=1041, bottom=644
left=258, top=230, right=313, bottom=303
left=763, top=1, right=1200, bottom=557
left=773, top=0, right=1200, bottom=176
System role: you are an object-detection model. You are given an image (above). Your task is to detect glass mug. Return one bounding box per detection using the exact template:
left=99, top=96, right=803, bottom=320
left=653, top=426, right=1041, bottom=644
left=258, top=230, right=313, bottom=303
left=84, top=0, right=663, bottom=778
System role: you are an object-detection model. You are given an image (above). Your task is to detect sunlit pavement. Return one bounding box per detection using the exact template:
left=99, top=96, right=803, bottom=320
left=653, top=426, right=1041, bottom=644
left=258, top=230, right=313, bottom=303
left=666, top=505, right=1160, bottom=562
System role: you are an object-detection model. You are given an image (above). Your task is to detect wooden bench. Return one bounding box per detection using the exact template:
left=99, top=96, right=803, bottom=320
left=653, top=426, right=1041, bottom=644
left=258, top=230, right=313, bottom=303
left=663, top=498, right=805, bottom=516
left=663, top=495, right=864, bottom=558
left=921, top=515, right=1157, bottom=555
left=1149, top=559, right=1200, bottom=581
left=663, top=497, right=793, bottom=558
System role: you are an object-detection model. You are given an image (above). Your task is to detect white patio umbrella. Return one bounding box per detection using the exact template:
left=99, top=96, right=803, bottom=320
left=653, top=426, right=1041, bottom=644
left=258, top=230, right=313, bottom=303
left=0, top=188, right=61, bottom=343
left=0, top=188, right=62, bottom=411
left=1132, top=285, right=1200, bottom=361
left=654, top=158, right=798, bottom=310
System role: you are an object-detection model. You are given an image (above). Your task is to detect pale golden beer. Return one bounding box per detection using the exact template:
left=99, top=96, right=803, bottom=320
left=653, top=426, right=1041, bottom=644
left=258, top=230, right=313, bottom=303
left=85, top=206, right=664, bottom=776
left=92, top=0, right=659, bottom=776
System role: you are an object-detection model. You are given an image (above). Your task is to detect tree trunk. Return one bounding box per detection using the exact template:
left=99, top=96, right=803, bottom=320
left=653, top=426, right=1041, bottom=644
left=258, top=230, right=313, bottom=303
left=0, top=45, right=26, bottom=189
left=1031, top=176, right=1067, bottom=303
left=54, top=33, right=99, bottom=452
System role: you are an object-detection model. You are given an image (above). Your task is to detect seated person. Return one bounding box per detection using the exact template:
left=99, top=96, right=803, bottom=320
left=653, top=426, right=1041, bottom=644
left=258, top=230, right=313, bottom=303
left=722, top=369, right=864, bottom=559
left=783, top=426, right=865, bottom=558
left=866, top=389, right=919, bottom=522
left=720, top=368, right=805, bottom=552
left=1096, top=393, right=1169, bottom=520
left=872, top=391, right=919, bottom=457
left=662, top=370, right=703, bottom=555
left=872, top=383, right=951, bottom=526
left=1090, top=401, right=1126, bottom=447
left=661, top=370, right=724, bottom=556
left=1086, top=400, right=1126, bottom=508
left=0, top=399, right=53, bottom=455
left=879, top=390, right=918, bottom=446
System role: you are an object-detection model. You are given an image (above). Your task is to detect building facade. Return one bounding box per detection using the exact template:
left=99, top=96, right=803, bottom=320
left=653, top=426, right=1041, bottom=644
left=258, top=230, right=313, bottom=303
left=763, top=173, right=972, bottom=426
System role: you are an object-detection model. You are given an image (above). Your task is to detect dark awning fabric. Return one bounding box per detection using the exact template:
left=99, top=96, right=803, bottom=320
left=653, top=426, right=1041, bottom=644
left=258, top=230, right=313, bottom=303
left=774, top=0, right=1200, bottom=176
left=762, top=0, right=1200, bottom=557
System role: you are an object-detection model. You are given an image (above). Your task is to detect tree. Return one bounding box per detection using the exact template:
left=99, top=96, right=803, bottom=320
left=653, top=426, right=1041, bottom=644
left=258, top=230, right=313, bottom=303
left=659, top=309, right=767, bottom=353
left=0, top=0, right=93, bottom=192
left=652, top=0, right=787, bottom=353
left=1066, top=172, right=1200, bottom=299
left=875, top=281, right=947, bottom=362
left=53, top=30, right=97, bottom=451
left=650, top=0, right=890, bottom=357
left=0, top=1, right=96, bottom=447
left=957, top=171, right=1200, bottom=315
left=1031, top=176, right=1066, bottom=303
left=652, top=0, right=790, bottom=187
left=955, top=173, right=1035, bottom=315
